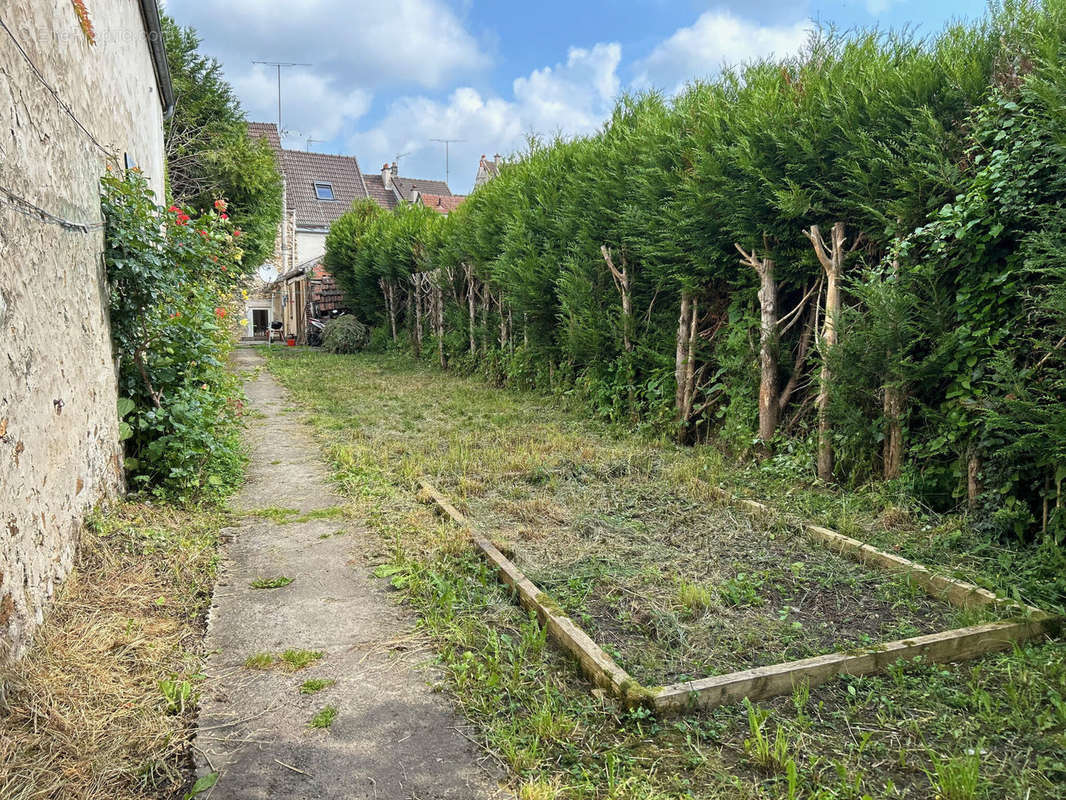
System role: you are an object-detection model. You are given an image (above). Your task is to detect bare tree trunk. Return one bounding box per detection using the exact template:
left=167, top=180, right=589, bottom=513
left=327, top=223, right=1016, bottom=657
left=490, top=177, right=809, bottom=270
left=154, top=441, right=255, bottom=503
left=435, top=276, right=447, bottom=369
left=602, top=245, right=633, bottom=352
left=380, top=278, right=398, bottom=343
left=682, top=296, right=698, bottom=426
left=883, top=251, right=904, bottom=480
left=675, top=289, right=693, bottom=425
left=967, top=448, right=980, bottom=508
left=805, top=222, right=846, bottom=482
left=412, top=274, right=423, bottom=359
left=481, top=288, right=489, bottom=353
left=466, top=265, right=476, bottom=355
left=883, top=385, right=904, bottom=480
left=737, top=244, right=777, bottom=448
left=777, top=302, right=815, bottom=414
left=498, top=293, right=508, bottom=349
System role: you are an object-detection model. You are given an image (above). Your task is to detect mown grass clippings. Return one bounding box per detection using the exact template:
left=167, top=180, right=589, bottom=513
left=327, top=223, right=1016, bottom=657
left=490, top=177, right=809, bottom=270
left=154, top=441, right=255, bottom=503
left=309, top=705, right=338, bottom=729
left=299, top=678, right=336, bottom=694
left=249, top=576, right=294, bottom=589
left=263, top=349, right=1066, bottom=799
left=0, top=502, right=225, bottom=800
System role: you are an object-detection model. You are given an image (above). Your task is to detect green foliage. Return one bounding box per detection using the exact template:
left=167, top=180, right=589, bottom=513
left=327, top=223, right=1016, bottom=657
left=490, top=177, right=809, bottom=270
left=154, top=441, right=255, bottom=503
left=299, top=678, right=336, bottom=694
left=326, top=3, right=1066, bottom=549
left=321, top=316, right=370, bottom=354
left=162, top=15, right=282, bottom=268
left=309, top=705, right=338, bottom=729
left=249, top=576, right=294, bottom=589
left=102, top=170, right=247, bottom=501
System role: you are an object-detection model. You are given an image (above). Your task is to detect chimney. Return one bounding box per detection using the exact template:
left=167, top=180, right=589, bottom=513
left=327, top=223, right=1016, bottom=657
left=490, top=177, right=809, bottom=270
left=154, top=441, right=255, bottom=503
left=409, top=186, right=418, bottom=203
left=390, top=161, right=398, bottom=179
left=494, top=153, right=501, bottom=165
left=381, top=162, right=391, bottom=189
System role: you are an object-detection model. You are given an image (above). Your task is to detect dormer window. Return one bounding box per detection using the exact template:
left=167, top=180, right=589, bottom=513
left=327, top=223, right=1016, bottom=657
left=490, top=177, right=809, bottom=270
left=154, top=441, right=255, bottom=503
left=314, top=182, right=335, bottom=201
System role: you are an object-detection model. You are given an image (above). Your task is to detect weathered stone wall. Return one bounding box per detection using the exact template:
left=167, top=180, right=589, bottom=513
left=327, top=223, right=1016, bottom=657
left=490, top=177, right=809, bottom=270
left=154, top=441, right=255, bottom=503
left=0, top=0, right=167, bottom=661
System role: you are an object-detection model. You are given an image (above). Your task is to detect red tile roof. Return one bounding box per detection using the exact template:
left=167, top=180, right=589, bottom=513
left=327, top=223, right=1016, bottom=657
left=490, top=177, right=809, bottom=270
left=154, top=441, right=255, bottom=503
left=419, top=193, right=466, bottom=215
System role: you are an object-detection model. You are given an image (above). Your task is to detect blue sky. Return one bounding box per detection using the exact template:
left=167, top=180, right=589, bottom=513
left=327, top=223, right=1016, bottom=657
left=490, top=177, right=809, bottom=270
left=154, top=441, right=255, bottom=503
left=162, top=0, right=986, bottom=194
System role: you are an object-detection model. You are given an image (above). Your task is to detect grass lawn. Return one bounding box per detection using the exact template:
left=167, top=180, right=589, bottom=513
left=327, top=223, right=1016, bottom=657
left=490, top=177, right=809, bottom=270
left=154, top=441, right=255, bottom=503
left=265, top=348, right=1066, bottom=800
left=0, top=503, right=226, bottom=800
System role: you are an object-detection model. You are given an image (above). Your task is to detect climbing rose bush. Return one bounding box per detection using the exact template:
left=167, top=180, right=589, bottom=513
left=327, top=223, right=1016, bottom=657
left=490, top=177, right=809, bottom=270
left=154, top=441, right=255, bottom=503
left=102, top=169, right=248, bottom=501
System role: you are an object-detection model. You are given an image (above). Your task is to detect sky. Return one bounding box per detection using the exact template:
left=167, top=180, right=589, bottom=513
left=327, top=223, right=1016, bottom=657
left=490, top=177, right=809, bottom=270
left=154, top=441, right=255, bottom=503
left=162, top=0, right=987, bottom=195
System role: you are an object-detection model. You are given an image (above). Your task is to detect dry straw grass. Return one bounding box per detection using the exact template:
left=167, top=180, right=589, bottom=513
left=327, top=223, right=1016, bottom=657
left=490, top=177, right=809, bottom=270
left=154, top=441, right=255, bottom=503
left=0, top=503, right=223, bottom=800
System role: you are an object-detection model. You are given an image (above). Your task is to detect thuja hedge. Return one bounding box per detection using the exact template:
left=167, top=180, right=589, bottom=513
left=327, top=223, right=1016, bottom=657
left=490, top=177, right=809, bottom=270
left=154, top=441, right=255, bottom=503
left=102, top=170, right=249, bottom=501
left=326, top=1, right=1066, bottom=546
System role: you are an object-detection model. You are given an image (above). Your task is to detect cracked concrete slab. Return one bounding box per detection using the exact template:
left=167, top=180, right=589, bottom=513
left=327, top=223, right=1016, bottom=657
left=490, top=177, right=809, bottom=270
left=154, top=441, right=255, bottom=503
left=193, top=347, right=506, bottom=799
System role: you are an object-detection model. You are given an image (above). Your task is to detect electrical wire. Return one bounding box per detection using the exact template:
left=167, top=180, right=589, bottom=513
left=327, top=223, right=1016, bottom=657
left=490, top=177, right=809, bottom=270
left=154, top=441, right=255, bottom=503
left=0, top=185, right=104, bottom=233
left=0, top=15, right=115, bottom=158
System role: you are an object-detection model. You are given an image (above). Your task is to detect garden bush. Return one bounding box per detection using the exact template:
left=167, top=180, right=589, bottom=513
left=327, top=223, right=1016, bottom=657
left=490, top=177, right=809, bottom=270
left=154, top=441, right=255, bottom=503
left=102, top=169, right=249, bottom=502
left=321, top=316, right=370, bottom=354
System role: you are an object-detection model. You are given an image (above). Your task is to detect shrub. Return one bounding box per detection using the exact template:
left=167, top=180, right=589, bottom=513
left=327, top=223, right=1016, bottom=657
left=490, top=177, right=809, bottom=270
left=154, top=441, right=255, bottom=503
left=321, top=316, right=370, bottom=354
left=102, top=169, right=248, bottom=502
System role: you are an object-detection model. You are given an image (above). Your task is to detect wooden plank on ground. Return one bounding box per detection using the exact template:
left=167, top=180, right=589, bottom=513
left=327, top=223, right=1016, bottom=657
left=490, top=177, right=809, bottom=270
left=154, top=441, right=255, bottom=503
left=418, top=479, right=638, bottom=700
left=653, top=614, right=1061, bottom=714
left=706, top=484, right=1026, bottom=611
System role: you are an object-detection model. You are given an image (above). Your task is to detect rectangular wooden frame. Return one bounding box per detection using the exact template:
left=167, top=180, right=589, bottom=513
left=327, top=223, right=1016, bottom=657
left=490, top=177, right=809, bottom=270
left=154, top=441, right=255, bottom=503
left=418, top=479, right=1060, bottom=714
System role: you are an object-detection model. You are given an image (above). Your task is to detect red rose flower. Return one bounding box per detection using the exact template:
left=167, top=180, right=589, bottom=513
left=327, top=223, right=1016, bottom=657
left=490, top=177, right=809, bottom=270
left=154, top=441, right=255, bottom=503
left=233, top=229, right=242, bottom=237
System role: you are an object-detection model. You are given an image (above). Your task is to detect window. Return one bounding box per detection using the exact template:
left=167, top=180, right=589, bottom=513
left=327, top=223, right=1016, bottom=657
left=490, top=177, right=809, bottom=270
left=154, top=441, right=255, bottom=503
left=314, top=182, right=335, bottom=201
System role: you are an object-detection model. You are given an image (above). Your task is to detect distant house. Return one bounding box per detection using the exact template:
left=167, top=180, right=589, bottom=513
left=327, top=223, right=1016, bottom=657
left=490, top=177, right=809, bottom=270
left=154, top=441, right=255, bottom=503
left=365, top=161, right=453, bottom=209
left=475, top=154, right=501, bottom=188
left=245, top=124, right=452, bottom=342
left=417, top=193, right=466, bottom=216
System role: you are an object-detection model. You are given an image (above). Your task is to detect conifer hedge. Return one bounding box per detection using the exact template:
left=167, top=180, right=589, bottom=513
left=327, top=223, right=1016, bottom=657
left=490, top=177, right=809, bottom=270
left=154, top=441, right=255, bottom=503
left=326, top=1, right=1066, bottom=547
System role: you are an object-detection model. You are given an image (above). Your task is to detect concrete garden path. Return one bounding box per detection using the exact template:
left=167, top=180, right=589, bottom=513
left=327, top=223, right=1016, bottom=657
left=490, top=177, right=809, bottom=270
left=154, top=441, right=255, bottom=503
left=194, top=347, right=504, bottom=799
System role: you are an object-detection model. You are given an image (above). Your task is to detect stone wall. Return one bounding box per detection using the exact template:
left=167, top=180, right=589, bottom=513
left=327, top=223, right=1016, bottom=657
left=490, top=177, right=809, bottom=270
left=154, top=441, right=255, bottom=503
left=0, top=0, right=167, bottom=661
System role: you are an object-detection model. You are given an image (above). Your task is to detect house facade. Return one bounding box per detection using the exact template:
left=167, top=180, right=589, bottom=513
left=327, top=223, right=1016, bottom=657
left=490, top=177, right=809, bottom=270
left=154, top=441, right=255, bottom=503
left=0, top=0, right=173, bottom=661
left=474, top=153, right=501, bottom=188
left=246, top=125, right=454, bottom=342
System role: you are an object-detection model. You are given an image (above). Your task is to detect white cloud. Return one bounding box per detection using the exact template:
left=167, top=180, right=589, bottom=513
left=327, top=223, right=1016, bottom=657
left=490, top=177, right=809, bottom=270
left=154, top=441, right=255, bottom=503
left=348, top=43, right=623, bottom=193
left=164, top=0, right=488, bottom=143
left=167, top=0, right=488, bottom=87
left=633, top=10, right=811, bottom=93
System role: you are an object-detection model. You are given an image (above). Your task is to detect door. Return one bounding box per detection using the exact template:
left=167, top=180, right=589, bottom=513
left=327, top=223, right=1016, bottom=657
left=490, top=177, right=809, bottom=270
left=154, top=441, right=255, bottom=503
left=252, top=309, right=268, bottom=338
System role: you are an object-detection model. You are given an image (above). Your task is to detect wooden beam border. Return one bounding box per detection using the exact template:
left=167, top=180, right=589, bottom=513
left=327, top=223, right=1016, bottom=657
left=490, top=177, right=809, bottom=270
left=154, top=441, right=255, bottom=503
left=418, top=479, right=1060, bottom=716
left=704, top=487, right=1043, bottom=613
left=418, top=480, right=651, bottom=705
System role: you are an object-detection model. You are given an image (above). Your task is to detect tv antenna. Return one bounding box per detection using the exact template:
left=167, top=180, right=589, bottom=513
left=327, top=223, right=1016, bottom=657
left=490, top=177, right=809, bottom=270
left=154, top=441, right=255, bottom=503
left=395, top=151, right=412, bottom=165
left=430, top=138, right=466, bottom=186
left=251, top=60, right=311, bottom=135
left=306, top=137, right=326, bottom=151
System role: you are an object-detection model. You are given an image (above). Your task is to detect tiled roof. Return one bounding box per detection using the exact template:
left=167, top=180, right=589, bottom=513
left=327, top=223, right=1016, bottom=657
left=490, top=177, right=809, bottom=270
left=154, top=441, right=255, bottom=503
left=363, top=174, right=398, bottom=211
left=419, top=194, right=466, bottom=215
left=392, top=176, right=452, bottom=201
left=281, top=149, right=368, bottom=227
left=247, top=122, right=282, bottom=156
